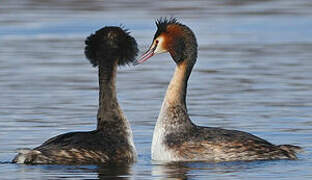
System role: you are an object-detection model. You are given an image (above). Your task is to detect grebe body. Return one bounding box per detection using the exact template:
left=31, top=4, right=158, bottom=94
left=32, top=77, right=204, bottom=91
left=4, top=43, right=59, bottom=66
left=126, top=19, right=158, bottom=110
left=136, top=18, right=301, bottom=162
left=13, top=26, right=138, bottom=164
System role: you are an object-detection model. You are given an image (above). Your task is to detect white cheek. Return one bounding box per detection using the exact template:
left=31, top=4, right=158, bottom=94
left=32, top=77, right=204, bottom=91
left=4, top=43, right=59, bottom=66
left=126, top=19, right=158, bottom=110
left=154, top=37, right=167, bottom=54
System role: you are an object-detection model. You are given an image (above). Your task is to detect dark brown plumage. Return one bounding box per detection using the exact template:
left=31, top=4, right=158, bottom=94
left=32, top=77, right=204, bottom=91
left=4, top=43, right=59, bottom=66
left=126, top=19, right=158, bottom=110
left=12, top=26, right=137, bottom=165
left=165, top=126, right=299, bottom=161
left=85, top=26, right=138, bottom=66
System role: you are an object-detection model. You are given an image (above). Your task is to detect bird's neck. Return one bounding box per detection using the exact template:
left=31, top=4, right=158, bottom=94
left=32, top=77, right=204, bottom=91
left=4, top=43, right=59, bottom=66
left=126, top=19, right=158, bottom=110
left=158, top=60, right=195, bottom=131
left=96, top=61, right=127, bottom=131
left=165, top=61, right=190, bottom=108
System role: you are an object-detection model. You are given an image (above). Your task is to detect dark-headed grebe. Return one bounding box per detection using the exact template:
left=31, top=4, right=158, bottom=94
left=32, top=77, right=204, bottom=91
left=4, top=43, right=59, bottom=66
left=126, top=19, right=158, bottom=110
left=13, top=26, right=138, bottom=164
left=134, top=18, right=302, bottom=162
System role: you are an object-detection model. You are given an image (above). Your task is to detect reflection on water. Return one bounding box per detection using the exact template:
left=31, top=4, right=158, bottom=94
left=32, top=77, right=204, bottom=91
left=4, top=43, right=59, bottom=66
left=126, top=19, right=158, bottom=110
left=97, top=164, right=131, bottom=180
left=0, top=0, right=312, bottom=179
left=7, top=163, right=131, bottom=179
left=152, top=159, right=309, bottom=179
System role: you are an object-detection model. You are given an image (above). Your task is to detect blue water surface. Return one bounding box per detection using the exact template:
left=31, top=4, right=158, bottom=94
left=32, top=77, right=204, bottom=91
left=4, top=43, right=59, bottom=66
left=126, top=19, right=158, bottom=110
left=0, top=0, right=311, bottom=179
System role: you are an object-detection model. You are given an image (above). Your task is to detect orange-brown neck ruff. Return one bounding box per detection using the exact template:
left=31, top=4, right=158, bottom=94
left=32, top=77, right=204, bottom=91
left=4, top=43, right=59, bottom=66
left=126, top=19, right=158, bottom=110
left=163, top=24, right=185, bottom=61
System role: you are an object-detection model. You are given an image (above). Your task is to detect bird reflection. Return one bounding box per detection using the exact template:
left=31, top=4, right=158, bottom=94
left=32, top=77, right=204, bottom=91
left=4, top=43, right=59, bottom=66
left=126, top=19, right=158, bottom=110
left=152, top=162, right=189, bottom=180
left=151, top=160, right=274, bottom=179
left=97, top=164, right=132, bottom=180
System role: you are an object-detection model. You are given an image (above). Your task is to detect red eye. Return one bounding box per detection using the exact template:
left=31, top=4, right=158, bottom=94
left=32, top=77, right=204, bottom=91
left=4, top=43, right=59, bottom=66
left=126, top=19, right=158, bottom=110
left=155, top=40, right=159, bottom=44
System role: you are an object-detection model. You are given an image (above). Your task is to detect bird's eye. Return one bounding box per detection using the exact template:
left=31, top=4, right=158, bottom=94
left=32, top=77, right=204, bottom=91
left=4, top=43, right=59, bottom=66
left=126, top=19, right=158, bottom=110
left=155, top=40, right=159, bottom=44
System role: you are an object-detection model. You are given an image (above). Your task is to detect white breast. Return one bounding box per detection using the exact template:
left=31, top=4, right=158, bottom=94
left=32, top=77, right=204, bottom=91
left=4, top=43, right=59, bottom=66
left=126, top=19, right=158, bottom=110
left=151, top=105, right=177, bottom=161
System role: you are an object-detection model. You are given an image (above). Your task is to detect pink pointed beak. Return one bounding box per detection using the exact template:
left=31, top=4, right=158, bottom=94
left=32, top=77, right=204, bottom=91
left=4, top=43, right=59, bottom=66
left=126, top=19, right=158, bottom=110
left=133, top=48, right=154, bottom=65
left=133, top=41, right=158, bottom=66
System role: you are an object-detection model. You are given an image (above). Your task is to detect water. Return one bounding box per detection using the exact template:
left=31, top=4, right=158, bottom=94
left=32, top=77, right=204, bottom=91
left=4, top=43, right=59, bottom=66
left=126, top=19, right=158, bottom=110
left=0, top=0, right=311, bottom=179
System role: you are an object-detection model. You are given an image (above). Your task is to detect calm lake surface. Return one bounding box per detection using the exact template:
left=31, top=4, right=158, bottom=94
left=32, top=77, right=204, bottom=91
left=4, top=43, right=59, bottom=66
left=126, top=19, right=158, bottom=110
left=0, top=0, right=311, bottom=179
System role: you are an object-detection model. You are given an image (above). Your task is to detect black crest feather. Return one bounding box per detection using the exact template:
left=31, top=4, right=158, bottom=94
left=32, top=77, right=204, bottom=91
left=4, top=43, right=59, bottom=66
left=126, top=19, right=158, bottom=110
left=85, top=26, right=138, bottom=67
left=154, top=17, right=179, bottom=39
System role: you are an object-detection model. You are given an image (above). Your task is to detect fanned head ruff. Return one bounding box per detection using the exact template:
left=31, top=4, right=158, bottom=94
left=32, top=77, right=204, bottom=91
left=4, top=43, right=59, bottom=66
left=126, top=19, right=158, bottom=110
left=85, top=26, right=138, bottom=67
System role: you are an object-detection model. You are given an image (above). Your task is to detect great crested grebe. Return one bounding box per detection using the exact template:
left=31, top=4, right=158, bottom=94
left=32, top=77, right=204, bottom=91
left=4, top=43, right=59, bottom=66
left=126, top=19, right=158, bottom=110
left=13, top=26, right=138, bottom=164
left=135, top=18, right=302, bottom=162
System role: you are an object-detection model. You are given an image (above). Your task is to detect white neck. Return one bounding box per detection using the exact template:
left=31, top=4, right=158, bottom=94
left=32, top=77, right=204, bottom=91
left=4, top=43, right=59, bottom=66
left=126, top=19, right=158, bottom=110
left=152, top=61, right=193, bottom=160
